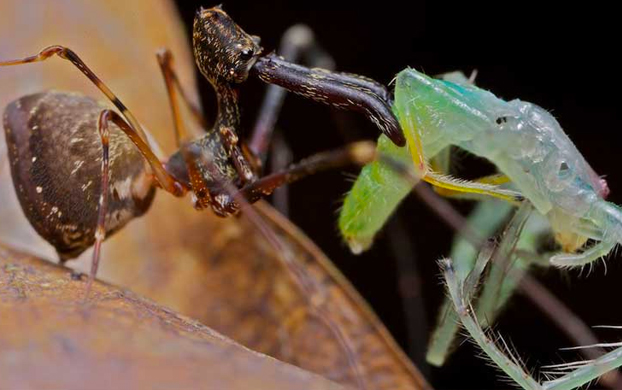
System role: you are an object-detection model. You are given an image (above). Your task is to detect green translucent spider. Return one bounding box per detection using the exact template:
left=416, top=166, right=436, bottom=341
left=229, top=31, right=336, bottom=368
left=339, top=68, right=618, bottom=269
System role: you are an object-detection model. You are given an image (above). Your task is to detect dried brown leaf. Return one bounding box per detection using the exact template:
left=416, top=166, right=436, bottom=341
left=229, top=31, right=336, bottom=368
left=0, top=243, right=345, bottom=390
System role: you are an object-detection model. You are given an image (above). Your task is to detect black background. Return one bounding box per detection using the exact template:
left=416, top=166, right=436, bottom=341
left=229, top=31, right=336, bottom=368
left=175, top=1, right=622, bottom=389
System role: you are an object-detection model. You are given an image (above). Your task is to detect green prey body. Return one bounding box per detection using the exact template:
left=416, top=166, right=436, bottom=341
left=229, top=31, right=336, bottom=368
left=339, top=68, right=621, bottom=267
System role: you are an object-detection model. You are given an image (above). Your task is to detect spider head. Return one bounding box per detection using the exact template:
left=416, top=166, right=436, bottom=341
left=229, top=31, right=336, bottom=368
left=193, top=6, right=262, bottom=85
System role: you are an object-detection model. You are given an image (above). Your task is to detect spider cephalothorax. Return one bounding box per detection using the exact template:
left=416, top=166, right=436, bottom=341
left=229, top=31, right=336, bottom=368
left=193, top=6, right=262, bottom=85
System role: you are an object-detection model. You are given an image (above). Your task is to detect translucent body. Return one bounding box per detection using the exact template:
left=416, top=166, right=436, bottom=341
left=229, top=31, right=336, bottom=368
left=340, top=68, right=622, bottom=266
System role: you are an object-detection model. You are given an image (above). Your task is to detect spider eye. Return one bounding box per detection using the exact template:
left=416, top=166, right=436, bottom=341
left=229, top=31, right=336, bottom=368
left=240, top=48, right=254, bottom=61
left=558, top=161, right=572, bottom=179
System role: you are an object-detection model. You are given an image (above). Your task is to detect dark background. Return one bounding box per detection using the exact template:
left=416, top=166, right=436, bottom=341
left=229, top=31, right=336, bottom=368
left=176, top=1, right=622, bottom=388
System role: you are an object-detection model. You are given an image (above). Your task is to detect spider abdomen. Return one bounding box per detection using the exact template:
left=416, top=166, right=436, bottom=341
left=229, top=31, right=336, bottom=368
left=3, top=91, right=156, bottom=260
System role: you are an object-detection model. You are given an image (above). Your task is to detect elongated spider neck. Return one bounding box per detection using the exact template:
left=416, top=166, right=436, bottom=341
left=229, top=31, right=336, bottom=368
left=214, top=82, right=240, bottom=130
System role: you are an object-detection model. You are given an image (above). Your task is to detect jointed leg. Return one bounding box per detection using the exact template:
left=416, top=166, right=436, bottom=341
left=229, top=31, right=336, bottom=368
left=185, top=141, right=377, bottom=215
left=191, top=140, right=377, bottom=216
left=424, top=144, right=520, bottom=204
left=0, top=46, right=190, bottom=196
left=237, top=141, right=376, bottom=207
left=270, top=132, right=293, bottom=216
left=432, top=173, right=512, bottom=199
left=84, top=111, right=113, bottom=300
left=83, top=108, right=189, bottom=298
left=440, top=207, right=542, bottom=389
left=406, top=133, right=520, bottom=204
left=98, top=110, right=186, bottom=196
left=440, top=202, right=622, bottom=389
left=474, top=203, right=532, bottom=327
left=220, top=126, right=256, bottom=185
left=176, top=142, right=214, bottom=212
left=443, top=253, right=622, bottom=390
left=0, top=46, right=151, bottom=147
left=424, top=171, right=522, bottom=204
left=442, top=258, right=542, bottom=390
left=550, top=240, right=616, bottom=268
left=83, top=109, right=187, bottom=299
left=395, top=71, right=520, bottom=204
left=427, top=201, right=528, bottom=366
left=399, top=72, right=472, bottom=173
left=156, top=48, right=206, bottom=146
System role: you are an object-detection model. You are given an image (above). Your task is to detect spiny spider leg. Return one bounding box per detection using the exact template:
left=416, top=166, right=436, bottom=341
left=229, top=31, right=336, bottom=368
left=443, top=254, right=622, bottom=390
left=551, top=240, right=616, bottom=268
left=441, top=202, right=622, bottom=389
left=441, top=259, right=542, bottom=389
